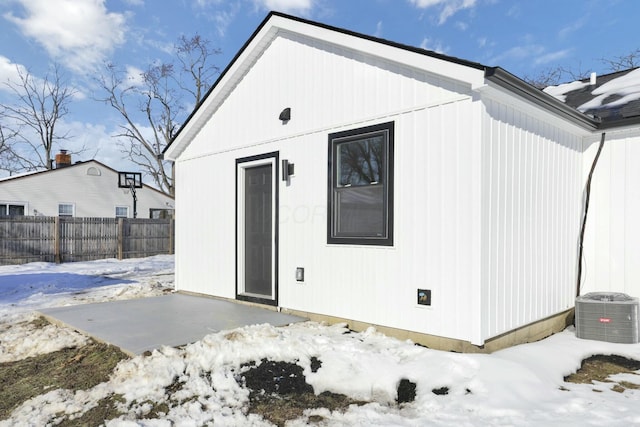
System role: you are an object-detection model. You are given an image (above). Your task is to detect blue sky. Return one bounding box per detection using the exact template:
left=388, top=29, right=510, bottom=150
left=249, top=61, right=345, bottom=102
left=0, top=0, right=637, bottom=179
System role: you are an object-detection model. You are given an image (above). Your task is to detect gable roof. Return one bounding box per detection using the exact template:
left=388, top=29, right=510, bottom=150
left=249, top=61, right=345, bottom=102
left=164, top=12, right=621, bottom=159
left=0, top=160, right=173, bottom=199
left=543, top=68, right=640, bottom=129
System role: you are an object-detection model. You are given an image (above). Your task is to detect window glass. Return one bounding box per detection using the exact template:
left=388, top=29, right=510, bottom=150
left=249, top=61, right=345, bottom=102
left=115, top=206, right=128, bottom=218
left=337, top=134, right=385, bottom=187
left=328, top=122, right=393, bottom=246
left=58, top=204, right=74, bottom=217
left=1, top=204, right=25, bottom=216
left=8, top=205, right=24, bottom=216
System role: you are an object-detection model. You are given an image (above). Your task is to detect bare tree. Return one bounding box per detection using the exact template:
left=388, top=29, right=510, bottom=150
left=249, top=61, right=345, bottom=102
left=600, top=48, right=640, bottom=71
left=0, top=64, right=76, bottom=172
left=525, top=48, right=640, bottom=89
left=96, top=35, right=220, bottom=196
left=175, top=34, right=220, bottom=106
left=523, top=65, right=590, bottom=89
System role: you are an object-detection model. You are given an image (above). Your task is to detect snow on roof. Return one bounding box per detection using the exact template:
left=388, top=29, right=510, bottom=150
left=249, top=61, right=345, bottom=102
left=542, top=80, right=590, bottom=102
left=579, top=67, right=640, bottom=112
left=544, top=67, right=640, bottom=123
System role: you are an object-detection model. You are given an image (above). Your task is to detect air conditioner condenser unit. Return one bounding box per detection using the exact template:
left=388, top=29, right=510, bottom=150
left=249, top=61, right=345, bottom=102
left=575, top=292, right=639, bottom=344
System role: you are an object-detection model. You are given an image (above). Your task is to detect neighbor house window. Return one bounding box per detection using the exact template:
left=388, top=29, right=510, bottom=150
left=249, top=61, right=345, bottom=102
left=150, top=208, right=173, bottom=219
left=0, top=203, right=25, bottom=216
left=58, top=203, right=74, bottom=217
left=328, top=121, right=394, bottom=246
left=115, top=206, right=128, bottom=218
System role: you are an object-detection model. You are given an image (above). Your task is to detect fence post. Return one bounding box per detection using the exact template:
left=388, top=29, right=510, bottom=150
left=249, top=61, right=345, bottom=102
left=54, top=217, right=61, bottom=264
left=169, top=218, right=174, bottom=255
left=117, top=218, right=124, bottom=260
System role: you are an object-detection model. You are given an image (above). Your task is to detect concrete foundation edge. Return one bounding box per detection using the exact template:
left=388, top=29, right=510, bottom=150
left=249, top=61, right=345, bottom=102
left=279, top=307, right=575, bottom=353
left=177, top=291, right=575, bottom=353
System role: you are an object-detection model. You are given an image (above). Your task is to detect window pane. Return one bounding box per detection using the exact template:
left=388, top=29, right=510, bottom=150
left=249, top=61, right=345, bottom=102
left=8, top=205, right=24, bottom=216
left=335, top=185, right=384, bottom=236
left=328, top=121, right=393, bottom=245
left=58, top=204, right=73, bottom=216
left=116, top=206, right=128, bottom=218
left=0, top=204, right=6, bottom=216
left=337, top=134, right=385, bottom=187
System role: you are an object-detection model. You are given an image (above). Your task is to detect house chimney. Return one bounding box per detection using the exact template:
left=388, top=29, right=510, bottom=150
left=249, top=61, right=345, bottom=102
left=55, top=150, right=71, bottom=168
left=590, top=72, right=597, bottom=85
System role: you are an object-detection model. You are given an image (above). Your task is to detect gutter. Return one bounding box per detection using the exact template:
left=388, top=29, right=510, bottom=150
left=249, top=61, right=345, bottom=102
left=484, top=67, right=601, bottom=131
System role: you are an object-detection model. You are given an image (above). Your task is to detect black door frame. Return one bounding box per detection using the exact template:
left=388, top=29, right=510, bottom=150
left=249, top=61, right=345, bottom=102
left=235, top=151, right=279, bottom=306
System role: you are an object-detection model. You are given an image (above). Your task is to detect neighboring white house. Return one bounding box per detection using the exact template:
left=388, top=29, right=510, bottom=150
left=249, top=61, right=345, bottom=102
left=0, top=155, right=174, bottom=219
left=164, top=12, right=640, bottom=352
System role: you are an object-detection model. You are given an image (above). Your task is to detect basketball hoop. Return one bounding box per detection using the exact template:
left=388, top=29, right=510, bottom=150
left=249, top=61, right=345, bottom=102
left=118, top=172, right=143, bottom=218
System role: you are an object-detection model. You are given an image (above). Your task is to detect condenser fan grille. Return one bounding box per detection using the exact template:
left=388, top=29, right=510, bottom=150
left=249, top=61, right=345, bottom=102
left=575, top=292, right=639, bottom=344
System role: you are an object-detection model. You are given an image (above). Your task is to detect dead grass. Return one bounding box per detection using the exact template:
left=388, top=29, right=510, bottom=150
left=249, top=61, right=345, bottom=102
left=0, top=317, right=130, bottom=423
left=4, top=318, right=640, bottom=425
left=564, top=354, right=640, bottom=393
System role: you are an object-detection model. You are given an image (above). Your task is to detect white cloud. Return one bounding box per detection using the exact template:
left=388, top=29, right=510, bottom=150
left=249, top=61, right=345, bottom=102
left=0, top=56, right=27, bottom=91
left=408, top=0, right=476, bottom=25
left=3, top=0, right=128, bottom=74
left=252, top=0, right=314, bottom=15
left=61, top=120, right=141, bottom=174
left=558, top=16, right=587, bottom=40
left=374, top=21, right=383, bottom=38
left=419, top=38, right=448, bottom=54
left=534, top=49, right=571, bottom=66
left=489, top=44, right=570, bottom=69
left=454, top=21, right=468, bottom=31
left=124, top=66, right=145, bottom=87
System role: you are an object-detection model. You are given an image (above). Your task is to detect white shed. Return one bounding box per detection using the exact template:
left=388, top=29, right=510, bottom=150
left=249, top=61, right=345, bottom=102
left=164, top=12, right=640, bottom=352
left=0, top=158, right=174, bottom=219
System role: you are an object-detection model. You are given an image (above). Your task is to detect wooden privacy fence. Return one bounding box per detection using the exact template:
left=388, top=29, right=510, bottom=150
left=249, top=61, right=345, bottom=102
left=0, top=216, right=174, bottom=265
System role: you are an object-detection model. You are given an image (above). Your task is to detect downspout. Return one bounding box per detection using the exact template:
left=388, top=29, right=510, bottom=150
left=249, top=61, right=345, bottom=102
left=576, top=132, right=606, bottom=298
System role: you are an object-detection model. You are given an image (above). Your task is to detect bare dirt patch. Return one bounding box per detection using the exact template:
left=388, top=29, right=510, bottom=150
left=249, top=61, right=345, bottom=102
left=564, top=354, right=640, bottom=393
left=238, top=358, right=367, bottom=426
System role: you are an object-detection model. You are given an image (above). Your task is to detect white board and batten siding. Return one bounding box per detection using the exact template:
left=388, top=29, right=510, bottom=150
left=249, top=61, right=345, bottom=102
left=582, top=128, right=640, bottom=299
left=173, top=30, right=490, bottom=344
left=169, top=14, right=614, bottom=347
left=479, top=97, right=584, bottom=341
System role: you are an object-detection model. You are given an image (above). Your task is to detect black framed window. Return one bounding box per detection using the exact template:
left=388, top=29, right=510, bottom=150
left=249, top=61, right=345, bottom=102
left=328, top=121, right=394, bottom=246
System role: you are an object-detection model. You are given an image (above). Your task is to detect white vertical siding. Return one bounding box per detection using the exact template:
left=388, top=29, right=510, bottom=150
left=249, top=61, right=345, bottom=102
left=582, top=130, right=640, bottom=298
left=174, top=32, right=486, bottom=344
left=480, top=99, right=583, bottom=340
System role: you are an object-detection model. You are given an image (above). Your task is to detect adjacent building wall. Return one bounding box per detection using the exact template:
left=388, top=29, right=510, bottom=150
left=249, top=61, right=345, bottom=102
left=582, top=128, right=640, bottom=298
left=0, top=161, right=173, bottom=218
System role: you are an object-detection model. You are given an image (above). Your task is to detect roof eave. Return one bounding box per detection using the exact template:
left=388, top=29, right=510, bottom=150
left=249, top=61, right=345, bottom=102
left=484, top=67, right=600, bottom=131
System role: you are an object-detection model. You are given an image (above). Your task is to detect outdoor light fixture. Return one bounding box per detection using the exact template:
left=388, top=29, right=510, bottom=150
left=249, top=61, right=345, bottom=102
left=279, top=107, right=291, bottom=123
left=282, top=159, right=295, bottom=181
left=296, top=267, right=304, bottom=282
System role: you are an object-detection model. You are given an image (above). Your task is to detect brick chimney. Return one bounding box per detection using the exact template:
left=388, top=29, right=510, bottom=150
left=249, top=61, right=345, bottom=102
left=55, top=150, right=71, bottom=168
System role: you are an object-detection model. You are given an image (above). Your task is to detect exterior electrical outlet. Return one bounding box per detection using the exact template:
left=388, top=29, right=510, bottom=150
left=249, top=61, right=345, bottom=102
left=296, top=267, right=304, bottom=282
left=417, top=289, right=431, bottom=306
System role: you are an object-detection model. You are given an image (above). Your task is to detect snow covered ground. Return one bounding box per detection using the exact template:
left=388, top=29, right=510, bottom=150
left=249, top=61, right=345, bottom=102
left=1, top=256, right=639, bottom=426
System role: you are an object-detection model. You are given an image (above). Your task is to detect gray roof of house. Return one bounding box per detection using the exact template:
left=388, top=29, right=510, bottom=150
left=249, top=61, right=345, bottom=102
left=544, top=68, right=640, bottom=129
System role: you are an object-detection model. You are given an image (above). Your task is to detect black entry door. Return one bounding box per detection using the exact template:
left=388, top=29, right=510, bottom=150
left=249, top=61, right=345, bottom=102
left=244, top=164, right=273, bottom=297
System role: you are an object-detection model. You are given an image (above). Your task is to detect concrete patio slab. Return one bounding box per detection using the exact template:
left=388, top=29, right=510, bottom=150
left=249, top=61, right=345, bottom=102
left=39, top=293, right=306, bottom=355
